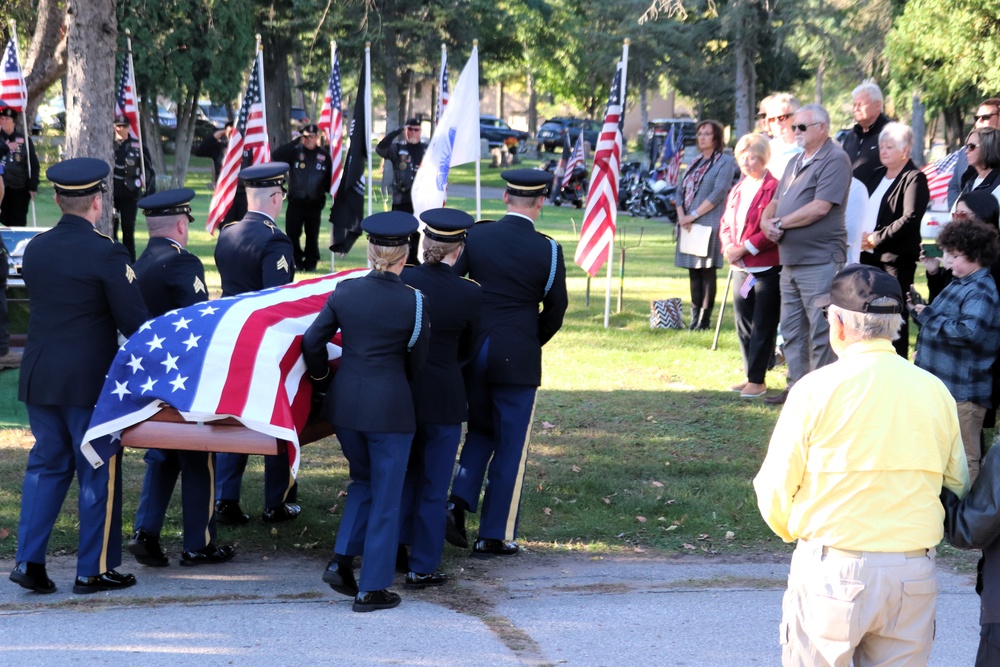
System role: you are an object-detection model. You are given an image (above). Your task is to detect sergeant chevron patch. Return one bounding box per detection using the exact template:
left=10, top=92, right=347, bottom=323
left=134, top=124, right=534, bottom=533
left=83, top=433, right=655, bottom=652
left=125, top=265, right=136, bottom=283
left=193, top=276, right=206, bottom=294
left=277, top=256, right=290, bottom=272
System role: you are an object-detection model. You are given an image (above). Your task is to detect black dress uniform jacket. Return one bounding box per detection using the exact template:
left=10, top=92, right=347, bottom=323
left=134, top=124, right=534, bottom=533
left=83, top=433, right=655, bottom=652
left=134, top=237, right=208, bottom=315
left=453, top=214, right=568, bottom=386
left=214, top=211, right=295, bottom=296
left=18, top=214, right=149, bottom=407
left=0, top=128, right=39, bottom=191
left=113, top=138, right=156, bottom=201
left=271, top=140, right=332, bottom=202
left=401, top=262, right=481, bottom=424
left=302, top=271, right=430, bottom=432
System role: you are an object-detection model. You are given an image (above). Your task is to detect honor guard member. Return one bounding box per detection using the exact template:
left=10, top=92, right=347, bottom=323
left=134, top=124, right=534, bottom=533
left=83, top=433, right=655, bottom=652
left=376, top=117, right=427, bottom=263
left=302, top=211, right=430, bottom=612
left=398, top=208, right=481, bottom=587
left=272, top=124, right=332, bottom=272
left=213, top=162, right=300, bottom=525
left=127, top=189, right=235, bottom=568
left=0, top=102, right=39, bottom=227
left=446, top=169, right=568, bottom=557
left=113, top=114, right=156, bottom=262
left=10, top=158, right=149, bottom=594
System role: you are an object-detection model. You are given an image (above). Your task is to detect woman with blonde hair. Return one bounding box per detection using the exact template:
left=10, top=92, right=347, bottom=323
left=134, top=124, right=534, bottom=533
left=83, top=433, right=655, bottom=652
left=302, top=211, right=430, bottom=612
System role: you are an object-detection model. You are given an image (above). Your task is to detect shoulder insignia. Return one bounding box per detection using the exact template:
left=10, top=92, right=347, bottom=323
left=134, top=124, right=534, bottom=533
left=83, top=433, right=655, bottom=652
left=171, top=242, right=182, bottom=253
left=277, top=256, right=290, bottom=273
left=474, top=219, right=496, bottom=225
left=220, top=221, right=238, bottom=230
left=125, top=264, right=136, bottom=284
left=193, top=276, right=206, bottom=294
left=461, top=277, right=481, bottom=287
left=93, top=228, right=115, bottom=242
left=539, top=232, right=558, bottom=242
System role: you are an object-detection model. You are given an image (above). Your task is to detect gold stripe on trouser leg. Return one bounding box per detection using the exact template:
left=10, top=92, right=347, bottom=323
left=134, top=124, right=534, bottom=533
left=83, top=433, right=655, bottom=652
left=504, top=396, right=538, bottom=541
left=282, top=452, right=295, bottom=503
left=205, top=454, right=216, bottom=547
left=100, top=453, right=118, bottom=574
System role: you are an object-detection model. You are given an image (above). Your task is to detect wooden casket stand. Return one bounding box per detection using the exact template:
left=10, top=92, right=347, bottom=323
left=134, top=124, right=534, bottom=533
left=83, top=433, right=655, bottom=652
left=121, top=406, right=333, bottom=455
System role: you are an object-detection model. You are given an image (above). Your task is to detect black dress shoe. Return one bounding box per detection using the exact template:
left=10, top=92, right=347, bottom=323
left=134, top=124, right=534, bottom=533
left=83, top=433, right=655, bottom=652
left=353, top=589, right=401, bottom=612
left=73, top=570, right=137, bottom=594
left=405, top=571, right=447, bottom=589
left=262, top=503, right=301, bottom=523
left=322, top=559, right=359, bottom=597
left=445, top=502, right=468, bottom=548
left=128, top=529, right=169, bottom=567
left=180, top=544, right=236, bottom=566
left=472, top=538, right=520, bottom=558
left=215, top=500, right=250, bottom=525
left=9, top=561, right=56, bottom=594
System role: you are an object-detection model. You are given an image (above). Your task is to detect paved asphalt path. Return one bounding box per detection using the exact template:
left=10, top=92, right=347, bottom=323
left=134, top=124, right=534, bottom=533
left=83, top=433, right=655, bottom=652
left=0, top=550, right=981, bottom=666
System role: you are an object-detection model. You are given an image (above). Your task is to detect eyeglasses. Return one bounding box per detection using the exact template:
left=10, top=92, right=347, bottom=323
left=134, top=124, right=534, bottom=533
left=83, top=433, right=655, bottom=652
left=793, top=122, right=823, bottom=132
left=767, top=113, right=793, bottom=123
left=975, top=113, right=998, bottom=122
left=967, top=143, right=979, bottom=151
left=271, top=190, right=287, bottom=201
left=756, top=112, right=766, bottom=120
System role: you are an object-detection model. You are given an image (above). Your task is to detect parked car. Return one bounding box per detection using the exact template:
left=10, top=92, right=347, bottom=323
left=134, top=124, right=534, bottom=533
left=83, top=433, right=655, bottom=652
left=198, top=101, right=231, bottom=128
left=536, top=117, right=601, bottom=153
left=291, top=107, right=310, bottom=127
left=479, top=115, right=530, bottom=150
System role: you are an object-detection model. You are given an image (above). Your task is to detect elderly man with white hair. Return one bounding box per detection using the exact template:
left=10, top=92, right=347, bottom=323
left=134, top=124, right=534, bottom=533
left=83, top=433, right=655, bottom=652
left=755, top=263, right=969, bottom=667
left=859, top=121, right=929, bottom=358
left=764, top=93, right=803, bottom=180
left=760, top=104, right=852, bottom=405
left=842, top=80, right=892, bottom=183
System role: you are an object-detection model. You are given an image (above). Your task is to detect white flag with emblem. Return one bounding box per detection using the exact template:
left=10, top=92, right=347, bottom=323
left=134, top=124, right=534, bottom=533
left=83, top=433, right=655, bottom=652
left=410, top=45, right=480, bottom=218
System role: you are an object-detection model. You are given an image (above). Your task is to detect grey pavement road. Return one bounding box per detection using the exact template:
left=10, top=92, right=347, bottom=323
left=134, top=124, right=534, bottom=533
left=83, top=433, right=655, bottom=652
left=0, top=551, right=981, bottom=666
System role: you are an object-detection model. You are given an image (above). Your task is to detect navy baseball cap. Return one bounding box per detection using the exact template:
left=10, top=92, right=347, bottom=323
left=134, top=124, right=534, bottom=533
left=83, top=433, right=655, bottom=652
left=362, top=211, right=418, bottom=247
left=815, top=264, right=903, bottom=314
left=419, top=208, right=475, bottom=242
left=47, top=158, right=110, bottom=196
left=138, top=188, right=196, bottom=222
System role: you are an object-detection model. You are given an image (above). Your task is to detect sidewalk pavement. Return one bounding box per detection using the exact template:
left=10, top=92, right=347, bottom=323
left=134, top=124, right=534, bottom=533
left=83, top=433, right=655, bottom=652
left=0, top=552, right=981, bottom=666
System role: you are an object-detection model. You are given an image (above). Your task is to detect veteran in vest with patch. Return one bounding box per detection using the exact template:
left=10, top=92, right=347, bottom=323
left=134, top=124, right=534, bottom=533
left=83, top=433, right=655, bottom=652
left=213, top=163, right=300, bottom=526
left=272, top=124, right=332, bottom=272
left=127, top=189, right=235, bottom=569
left=11, top=158, right=149, bottom=595
left=0, top=102, right=39, bottom=227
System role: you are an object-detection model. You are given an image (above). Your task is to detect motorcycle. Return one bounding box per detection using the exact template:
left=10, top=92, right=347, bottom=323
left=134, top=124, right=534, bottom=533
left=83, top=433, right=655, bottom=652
left=626, top=167, right=677, bottom=222
left=619, top=161, right=643, bottom=210
left=540, top=159, right=588, bottom=208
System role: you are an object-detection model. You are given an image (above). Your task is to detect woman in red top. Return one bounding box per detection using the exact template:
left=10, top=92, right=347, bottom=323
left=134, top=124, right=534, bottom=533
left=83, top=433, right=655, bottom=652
left=719, top=133, right=781, bottom=398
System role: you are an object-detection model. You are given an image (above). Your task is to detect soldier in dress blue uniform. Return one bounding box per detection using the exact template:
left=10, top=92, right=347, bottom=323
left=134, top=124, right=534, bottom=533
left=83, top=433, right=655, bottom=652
left=272, top=124, right=332, bottom=272
left=445, top=169, right=568, bottom=557
left=397, top=208, right=480, bottom=587
left=302, top=211, right=430, bottom=612
left=113, top=114, right=156, bottom=262
left=213, top=163, right=300, bottom=524
left=10, top=158, right=149, bottom=594
left=127, top=189, right=235, bottom=568
left=0, top=103, right=39, bottom=227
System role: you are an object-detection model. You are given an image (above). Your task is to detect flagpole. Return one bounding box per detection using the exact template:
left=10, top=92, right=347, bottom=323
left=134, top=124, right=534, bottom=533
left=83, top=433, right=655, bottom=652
left=329, top=39, right=337, bottom=272
left=473, top=40, right=481, bottom=220
left=604, top=40, right=628, bottom=329
left=365, top=42, right=372, bottom=217
left=254, top=34, right=269, bottom=163
left=437, top=44, right=446, bottom=129
left=9, top=21, right=35, bottom=227
left=124, top=30, right=147, bottom=195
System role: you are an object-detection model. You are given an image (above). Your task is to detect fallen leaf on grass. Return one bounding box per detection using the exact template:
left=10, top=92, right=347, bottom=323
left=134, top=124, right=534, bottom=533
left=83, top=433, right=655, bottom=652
left=650, top=481, right=664, bottom=488
left=543, top=507, right=552, bottom=516
left=697, top=533, right=710, bottom=541
left=542, top=421, right=556, bottom=429
left=634, top=547, right=646, bottom=554
left=725, top=531, right=735, bottom=540
left=635, top=516, right=647, bottom=523
left=328, top=504, right=339, bottom=514
left=665, top=499, right=676, bottom=505
left=537, top=484, right=544, bottom=492
left=337, top=490, right=348, bottom=498
left=665, top=525, right=679, bottom=531
left=682, top=543, right=696, bottom=550
left=657, top=517, right=666, bottom=522
left=571, top=465, right=581, bottom=473
left=602, top=497, right=612, bottom=505
left=0, top=528, right=9, bottom=539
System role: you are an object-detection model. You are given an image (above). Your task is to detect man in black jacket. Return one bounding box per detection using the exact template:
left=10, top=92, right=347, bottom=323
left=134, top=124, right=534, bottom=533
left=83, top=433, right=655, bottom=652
left=272, top=124, right=331, bottom=272
left=0, top=103, right=38, bottom=227
left=841, top=80, right=891, bottom=184
left=113, top=114, right=156, bottom=262
left=376, top=118, right=426, bottom=263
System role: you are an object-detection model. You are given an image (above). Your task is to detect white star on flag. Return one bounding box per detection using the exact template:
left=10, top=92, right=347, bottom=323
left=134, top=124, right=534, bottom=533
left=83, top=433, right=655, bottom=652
left=146, top=334, right=165, bottom=351
left=170, top=375, right=188, bottom=392
left=126, top=355, right=144, bottom=374
left=112, top=381, right=131, bottom=400
left=140, top=377, right=157, bottom=394
left=183, top=334, right=201, bottom=350
left=200, top=305, right=218, bottom=317
left=172, top=316, right=192, bottom=331
left=161, top=353, right=180, bottom=373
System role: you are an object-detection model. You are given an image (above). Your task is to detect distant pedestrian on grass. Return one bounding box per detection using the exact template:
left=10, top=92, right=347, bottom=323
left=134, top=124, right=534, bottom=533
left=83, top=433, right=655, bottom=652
left=754, top=264, right=969, bottom=666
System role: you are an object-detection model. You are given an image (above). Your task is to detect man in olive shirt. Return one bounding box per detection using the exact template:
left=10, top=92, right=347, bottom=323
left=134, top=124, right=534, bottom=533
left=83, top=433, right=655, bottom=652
left=754, top=265, right=969, bottom=666
left=761, top=104, right=851, bottom=405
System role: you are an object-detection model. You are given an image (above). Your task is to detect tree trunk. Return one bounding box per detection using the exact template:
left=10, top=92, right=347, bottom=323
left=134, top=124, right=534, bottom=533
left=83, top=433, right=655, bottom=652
left=65, top=0, right=117, bottom=234
left=399, top=68, right=412, bottom=126
left=527, top=69, right=537, bottom=137
left=172, top=88, right=200, bottom=188
left=23, top=0, right=68, bottom=125
left=943, top=104, right=965, bottom=151
left=496, top=81, right=503, bottom=118
left=911, top=90, right=926, bottom=167
left=733, top=37, right=755, bottom=139
left=263, top=33, right=292, bottom=148
left=382, top=35, right=402, bottom=134
left=140, top=97, right=166, bottom=182
left=814, top=55, right=825, bottom=105
left=292, top=55, right=307, bottom=110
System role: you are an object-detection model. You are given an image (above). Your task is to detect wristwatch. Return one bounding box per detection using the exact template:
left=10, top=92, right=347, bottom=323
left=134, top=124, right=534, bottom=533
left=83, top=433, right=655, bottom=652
left=773, top=218, right=783, bottom=230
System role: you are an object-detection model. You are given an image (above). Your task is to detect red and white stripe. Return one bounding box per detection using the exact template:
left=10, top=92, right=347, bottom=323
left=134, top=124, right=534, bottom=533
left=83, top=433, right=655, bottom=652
left=0, top=38, right=27, bottom=112
left=317, top=49, right=344, bottom=197
left=115, top=56, right=140, bottom=140
left=563, top=132, right=586, bottom=190
left=921, top=149, right=962, bottom=205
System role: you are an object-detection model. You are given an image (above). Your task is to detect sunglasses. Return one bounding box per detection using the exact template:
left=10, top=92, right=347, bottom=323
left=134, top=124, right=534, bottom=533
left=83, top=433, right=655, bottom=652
left=975, top=113, right=998, bottom=122
left=967, top=143, right=979, bottom=151
left=793, top=122, right=823, bottom=132
left=767, top=113, right=793, bottom=123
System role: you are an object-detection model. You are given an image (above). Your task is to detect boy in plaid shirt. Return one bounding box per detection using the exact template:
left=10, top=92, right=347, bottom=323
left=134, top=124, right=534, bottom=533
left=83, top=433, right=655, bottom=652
left=910, top=218, right=1000, bottom=482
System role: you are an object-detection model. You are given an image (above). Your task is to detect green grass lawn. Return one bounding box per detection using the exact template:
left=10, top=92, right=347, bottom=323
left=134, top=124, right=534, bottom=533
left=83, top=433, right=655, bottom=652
left=0, top=148, right=972, bottom=568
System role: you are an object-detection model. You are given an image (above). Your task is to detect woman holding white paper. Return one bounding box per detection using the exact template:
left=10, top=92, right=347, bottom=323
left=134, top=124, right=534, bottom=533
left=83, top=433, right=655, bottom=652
left=719, top=133, right=780, bottom=398
left=674, top=119, right=737, bottom=330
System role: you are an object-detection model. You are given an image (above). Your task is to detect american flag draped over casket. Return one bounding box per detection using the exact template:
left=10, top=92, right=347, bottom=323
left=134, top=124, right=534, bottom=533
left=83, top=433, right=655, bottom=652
left=81, top=268, right=367, bottom=477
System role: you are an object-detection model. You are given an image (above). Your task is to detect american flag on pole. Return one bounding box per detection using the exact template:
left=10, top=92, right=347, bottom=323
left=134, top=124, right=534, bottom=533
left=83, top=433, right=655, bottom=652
left=115, top=54, right=140, bottom=140
left=81, top=269, right=365, bottom=476
left=921, top=149, right=962, bottom=205
left=207, top=51, right=270, bottom=234
left=666, top=126, right=684, bottom=186
left=436, top=49, right=449, bottom=127
left=575, top=63, right=623, bottom=277
left=0, top=37, right=27, bottom=112
left=563, top=131, right=586, bottom=190
left=317, top=47, right=344, bottom=197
